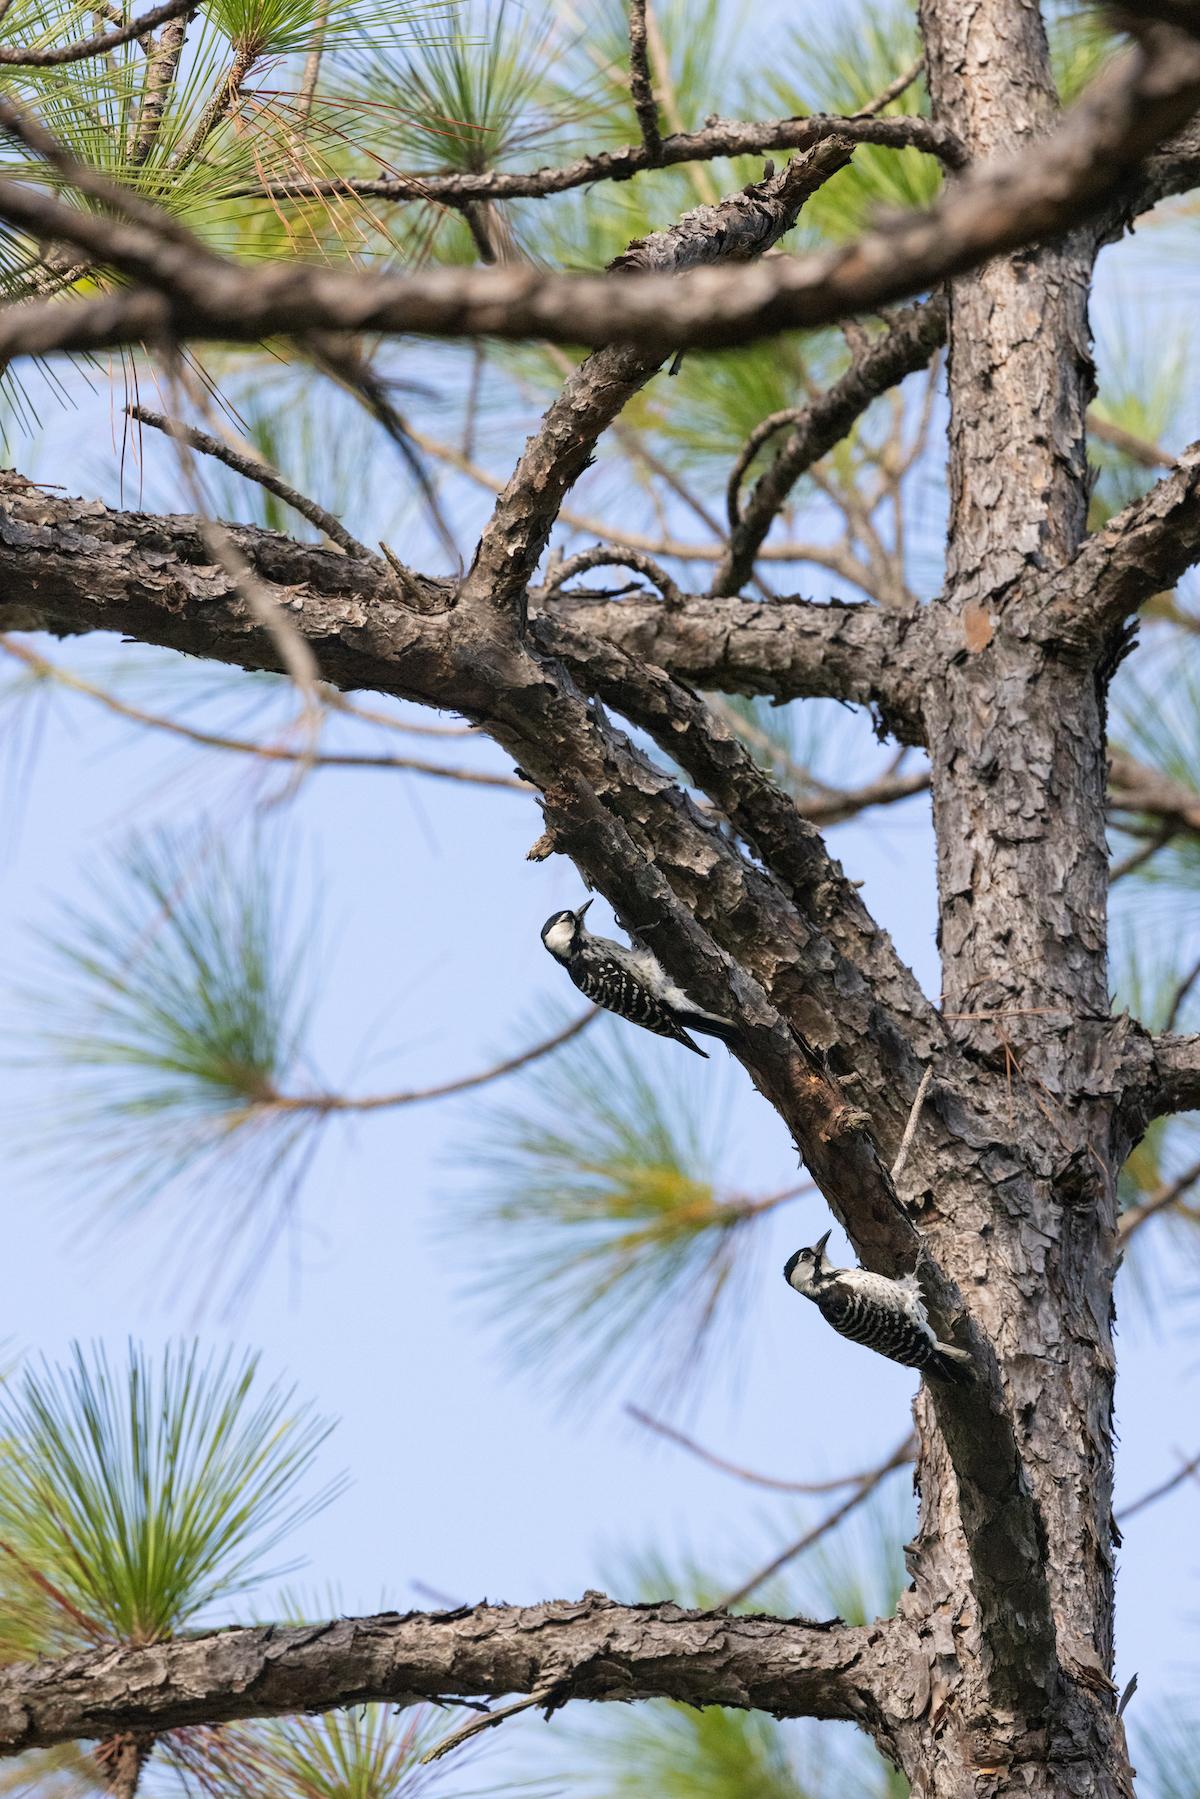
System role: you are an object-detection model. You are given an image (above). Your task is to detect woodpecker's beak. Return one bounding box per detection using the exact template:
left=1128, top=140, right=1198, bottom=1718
left=574, top=899, right=594, bottom=924
left=813, top=1229, right=832, bottom=1260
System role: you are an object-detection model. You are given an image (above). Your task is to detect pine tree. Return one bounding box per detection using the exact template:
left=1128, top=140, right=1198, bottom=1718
left=0, top=1, right=1199, bottom=1794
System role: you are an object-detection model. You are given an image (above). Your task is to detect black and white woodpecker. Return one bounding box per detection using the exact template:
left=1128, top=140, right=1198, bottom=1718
left=783, top=1231, right=974, bottom=1384
left=540, top=900, right=738, bottom=1057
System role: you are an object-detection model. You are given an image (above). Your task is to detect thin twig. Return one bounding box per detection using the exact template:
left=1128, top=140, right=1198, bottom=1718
left=852, top=56, right=924, bottom=118
left=891, top=1066, right=933, bottom=1184
left=261, top=1009, right=598, bottom=1113
left=1117, top=1446, right=1200, bottom=1520
left=1118, top=1153, right=1200, bottom=1244
left=627, top=1407, right=915, bottom=1494
left=537, top=545, right=682, bottom=608
left=715, top=1436, right=915, bottom=1609
left=626, top=0, right=662, bottom=162
left=128, top=405, right=375, bottom=560
left=421, top=1685, right=559, bottom=1764
left=1164, top=953, right=1200, bottom=1031
left=1109, top=824, right=1176, bottom=882
left=0, top=635, right=528, bottom=788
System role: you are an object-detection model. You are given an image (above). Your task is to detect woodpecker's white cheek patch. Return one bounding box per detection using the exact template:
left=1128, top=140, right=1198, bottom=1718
left=543, top=918, right=574, bottom=958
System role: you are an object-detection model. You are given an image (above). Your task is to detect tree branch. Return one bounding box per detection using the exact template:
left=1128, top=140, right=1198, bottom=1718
left=1040, top=441, right=1200, bottom=645
left=626, top=0, right=662, bottom=162
left=544, top=590, right=931, bottom=740
left=714, top=296, right=948, bottom=596
left=127, top=406, right=375, bottom=561
left=1147, top=1034, right=1200, bottom=1117
left=463, top=138, right=854, bottom=623
left=0, top=0, right=193, bottom=63
left=226, top=110, right=965, bottom=205
left=2, top=28, right=1196, bottom=364
left=0, top=1599, right=886, bottom=1753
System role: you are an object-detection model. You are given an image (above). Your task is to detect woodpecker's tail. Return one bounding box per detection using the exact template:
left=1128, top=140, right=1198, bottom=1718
left=926, top=1342, right=975, bottom=1385
left=676, top=1010, right=741, bottom=1051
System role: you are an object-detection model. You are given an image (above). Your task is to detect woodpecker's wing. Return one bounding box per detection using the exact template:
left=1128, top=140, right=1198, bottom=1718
left=571, top=939, right=709, bottom=1056
left=625, top=948, right=740, bottom=1046
left=815, top=1270, right=975, bottom=1384
left=836, top=1268, right=935, bottom=1336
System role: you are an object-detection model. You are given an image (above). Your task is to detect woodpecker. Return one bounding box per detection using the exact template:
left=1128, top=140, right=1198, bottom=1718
left=783, top=1231, right=974, bottom=1384
left=540, top=900, right=738, bottom=1057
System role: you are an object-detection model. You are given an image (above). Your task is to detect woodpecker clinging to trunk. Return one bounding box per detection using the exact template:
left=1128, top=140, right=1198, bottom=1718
left=540, top=900, right=739, bottom=1057
left=783, top=1231, right=974, bottom=1384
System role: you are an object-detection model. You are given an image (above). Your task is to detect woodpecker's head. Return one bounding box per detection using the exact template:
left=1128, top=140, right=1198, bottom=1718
left=541, top=899, right=593, bottom=961
left=783, top=1230, right=832, bottom=1298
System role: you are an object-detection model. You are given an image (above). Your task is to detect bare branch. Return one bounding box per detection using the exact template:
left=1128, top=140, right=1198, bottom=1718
left=0, top=635, right=525, bottom=787
left=263, top=1009, right=597, bottom=1112
left=890, top=1065, right=934, bottom=1185
left=627, top=1406, right=914, bottom=1494
left=1118, top=1150, right=1200, bottom=1241
left=1165, top=954, right=1200, bottom=1032
left=0, top=0, right=193, bottom=63
left=1146, top=1035, right=1200, bottom=1119
left=0, top=1599, right=884, bottom=1752
left=853, top=56, right=924, bottom=117
left=716, top=1436, right=916, bottom=1608
left=227, top=113, right=963, bottom=207
left=1117, top=1444, right=1200, bottom=1519
left=538, top=545, right=682, bottom=607
left=1087, top=410, right=1176, bottom=470
left=129, top=8, right=193, bottom=165
left=543, top=590, right=931, bottom=739
left=2, top=31, right=1195, bottom=365
left=715, top=296, right=948, bottom=596
left=1041, top=441, right=1200, bottom=644
left=626, top=1, right=662, bottom=162
left=127, top=405, right=375, bottom=561
left=1108, top=749, right=1200, bottom=833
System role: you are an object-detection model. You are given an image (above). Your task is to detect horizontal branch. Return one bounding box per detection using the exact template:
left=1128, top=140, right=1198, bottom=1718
left=267, top=1008, right=596, bottom=1111
left=225, top=110, right=966, bottom=206
left=543, top=591, right=931, bottom=741
left=1148, top=1033, right=1200, bottom=1116
left=1040, top=441, right=1200, bottom=644
left=0, top=1597, right=888, bottom=1754
left=1, top=28, right=1196, bottom=364
left=0, top=0, right=192, bottom=63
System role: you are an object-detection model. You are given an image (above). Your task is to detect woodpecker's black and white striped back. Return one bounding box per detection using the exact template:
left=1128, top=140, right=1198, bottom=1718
left=784, top=1235, right=973, bottom=1385
left=540, top=901, right=739, bottom=1057
left=570, top=945, right=703, bottom=1051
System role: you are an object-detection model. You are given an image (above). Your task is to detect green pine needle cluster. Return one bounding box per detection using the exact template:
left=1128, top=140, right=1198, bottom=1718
left=0, top=1340, right=342, bottom=1656
left=450, top=1024, right=794, bottom=1401
left=9, top=826, right=321, bottom=1275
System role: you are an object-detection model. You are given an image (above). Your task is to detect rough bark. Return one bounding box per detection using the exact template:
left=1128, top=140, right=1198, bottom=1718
left=0, top=1600, right=886, bottom=1749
